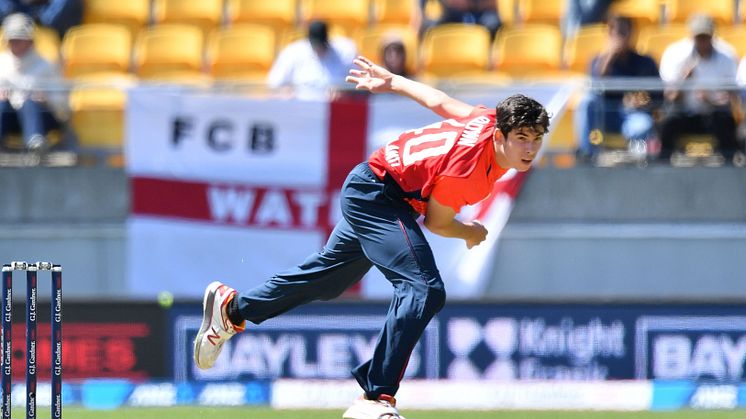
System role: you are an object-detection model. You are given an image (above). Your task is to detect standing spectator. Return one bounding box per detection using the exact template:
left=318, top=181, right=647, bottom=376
left=658, top=14, right=740, bottom=164
left=433, top=0, right=501, bottom=39
left=0, top=13, right=68, bottom=152
left=0, top=0, right=83, bottom=39
left=562, top=0, right=612, bottom=39
left=574, top=15, right=660, bottom=161
left=267, top=20, right=357, bottom=100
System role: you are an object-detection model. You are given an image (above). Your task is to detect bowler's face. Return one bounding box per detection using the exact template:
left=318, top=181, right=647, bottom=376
left=500, top=126, right=544, bottom=171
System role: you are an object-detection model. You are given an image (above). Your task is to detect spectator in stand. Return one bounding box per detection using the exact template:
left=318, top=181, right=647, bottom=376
left=574, top=15, right=660, bottom=161
left=267, top=20, right=357, bottom=100
left=658, top=14, right=740, bottom=164
left=431, top=0, right=501, bottom=39
left=0, top=13, right=68, bottom=152
left=380, top=34, right=411, bottom=78
left=0, top=0, right=83, bottom=39
left=562, top=0, right=612, bottom=39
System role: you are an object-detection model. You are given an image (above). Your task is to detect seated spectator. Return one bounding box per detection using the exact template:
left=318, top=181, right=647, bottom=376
left=267, top=20, right=357, bottom=100
left=380, top=35, right=410, bottom=78
left=0, top=13, right=68, bottom=152
left=574, top=15, right=659, bottom=161
left=658, top=14, right=740, bottom=163
left=0, top=0, right=83, bottom=39
left=433, top=0, right=501, bottom=39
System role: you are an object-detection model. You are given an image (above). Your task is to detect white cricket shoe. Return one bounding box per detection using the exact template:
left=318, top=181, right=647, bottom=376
left=342, top=395, right=406, bottom=419
left=193, top=281, right=245, bottom=369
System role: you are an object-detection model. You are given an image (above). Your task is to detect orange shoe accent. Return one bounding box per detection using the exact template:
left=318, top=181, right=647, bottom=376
left=220, top=292, right=246, bottom=332
left=377, top=394, right=397, bottom=406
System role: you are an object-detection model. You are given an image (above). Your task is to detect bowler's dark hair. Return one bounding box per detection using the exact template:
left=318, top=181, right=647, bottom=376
left=495, top=94, right=550, bottom=137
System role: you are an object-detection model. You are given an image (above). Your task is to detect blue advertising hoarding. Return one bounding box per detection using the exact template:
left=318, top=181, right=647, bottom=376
left=168, top=302, right=746, bottom=383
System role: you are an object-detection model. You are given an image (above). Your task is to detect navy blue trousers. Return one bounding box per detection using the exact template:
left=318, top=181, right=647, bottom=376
left=235, top=162, right=446, bottom=398
left=0, top=99, right=60, bottom=147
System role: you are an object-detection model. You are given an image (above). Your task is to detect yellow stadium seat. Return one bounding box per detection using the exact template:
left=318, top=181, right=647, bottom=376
left=357, top=25, right=418, bottom=76
left=69, top=74, right=136, bottom=150
left=636, top=23, right=688, bottom=64
left=517, top=0, right=566, bottom=25
left=665, top=0, right=735, bottom=25
left=83, top=0, right=151, bottom=37
left=493, top=24, right=563, bottom=77
left=226, top=0, right=297, bottom=37
left=152, top=0, right=225, bottom=37
left=718, top=25, right=746, bottom=58
left=300, top=0, right=369, bottom=37
left=134, top=24, right=205, bottom=80
left=61, top=24, right=132, bottom=78
left=372, top=0, right=418, bottom=27
left=497, top=0, right=516, bottom=26
left=564, top=23, right=607, bottom=73
left=208, top=24, right=276, bottom=81
left=423, top=0, right=442, bottom=22
left=421, top=24, right=491, bottom=77
left=608, top=0, right=661, bottom=26
left=33, top=26, right=61, bottom=64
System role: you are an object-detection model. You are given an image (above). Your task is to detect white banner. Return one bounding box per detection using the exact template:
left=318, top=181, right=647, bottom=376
left=126, top=87, right=328, bottom=185
left=272, top=379, right=652, bottom=410
left=126, top=89, right=334, bottom=297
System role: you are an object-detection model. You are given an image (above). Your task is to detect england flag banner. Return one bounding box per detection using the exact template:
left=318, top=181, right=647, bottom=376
left=126, top=85, right=573, bottom=299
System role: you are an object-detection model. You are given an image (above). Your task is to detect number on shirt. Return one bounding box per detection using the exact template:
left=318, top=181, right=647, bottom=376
left=399, top=119, right=463, bottom=166
left=401, top=132, right=458, bottom=166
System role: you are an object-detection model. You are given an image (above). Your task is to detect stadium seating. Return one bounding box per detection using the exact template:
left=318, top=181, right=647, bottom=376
left=664, top=0, right=735, bottom=25
left=83, top=0, right=151, bottom=37
left=718, top=25, right=746, bottom=58
left=371, top=0, right=418, bottom=27
left=69, top=74, right=136, bottom=151
left=517, top=0, right=566, bottom=25
left=493, top=24, right=563, bottom=77
left=152, top=0, right=225, bottom=37
left=61, top=24, right=132, bottom=78
left=636, top=23, right=688, bottom=64
left=497, top=0, right=516, bottom=26
left=607, top=0, right=661, bottom=26
left=420, top=24, right=491, bottom=78
left=299, top=0, right=370, bottom=37
left=226, top=0, right=297, bottom=37
left=357, top=25, right=419, bottom=76
left=422, top=0, right=443, bottom=22
left=207, top=24, right=277, bottom=82
left=134, top=24, right=205, bottom=80
left=563, top=23, right=607, bottom=74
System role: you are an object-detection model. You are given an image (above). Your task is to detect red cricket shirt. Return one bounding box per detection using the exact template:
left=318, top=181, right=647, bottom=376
left=368, top=106, right=508, bottom=214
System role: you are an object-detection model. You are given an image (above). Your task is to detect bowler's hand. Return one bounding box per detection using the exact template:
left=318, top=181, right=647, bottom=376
left=345, top=56, right=395, bottom=93
left=465, top=220, right=488, bottom=249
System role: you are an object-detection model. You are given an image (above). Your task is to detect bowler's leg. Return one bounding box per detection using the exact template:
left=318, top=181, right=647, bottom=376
left=234, top=218, right=372, bottom=324
left=341, top=164, right=446, bottom=399
left=194, top=218, right=372, bottom=370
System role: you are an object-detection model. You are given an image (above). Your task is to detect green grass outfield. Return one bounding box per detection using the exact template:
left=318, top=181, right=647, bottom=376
left=25, top=408, right=746, bottom=419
